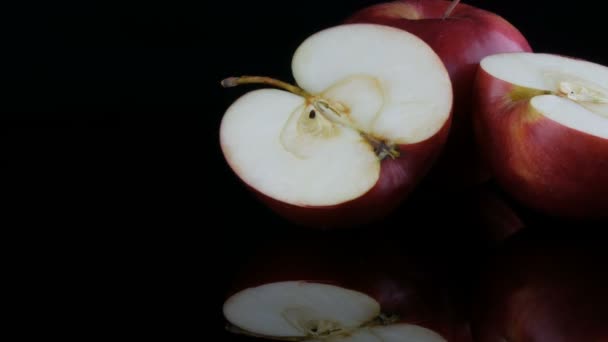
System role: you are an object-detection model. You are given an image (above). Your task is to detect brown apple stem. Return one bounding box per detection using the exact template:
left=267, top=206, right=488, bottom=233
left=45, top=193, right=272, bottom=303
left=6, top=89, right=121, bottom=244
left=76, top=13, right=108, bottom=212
left=442, top=0, right=460, bottom=19
left=221, top=76, right=311, bottom=98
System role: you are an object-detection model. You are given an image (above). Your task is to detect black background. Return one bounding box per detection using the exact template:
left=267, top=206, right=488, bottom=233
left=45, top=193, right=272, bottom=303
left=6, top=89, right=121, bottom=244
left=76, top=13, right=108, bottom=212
left=3, top=0, right=606, bottom=340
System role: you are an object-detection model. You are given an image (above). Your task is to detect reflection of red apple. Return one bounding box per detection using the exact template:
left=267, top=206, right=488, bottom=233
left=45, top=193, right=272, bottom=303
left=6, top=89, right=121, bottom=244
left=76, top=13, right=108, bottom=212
left=467, top=184, right=525, bottom=244
left=472, top=229, right=608, bottom=342
left=220, top=23, right=452, bottom=229
left=346, top=0, right=532, bottom=189
left=474, top=52, right=608, bottom=218
left=223, top=238, right=466, bottom=342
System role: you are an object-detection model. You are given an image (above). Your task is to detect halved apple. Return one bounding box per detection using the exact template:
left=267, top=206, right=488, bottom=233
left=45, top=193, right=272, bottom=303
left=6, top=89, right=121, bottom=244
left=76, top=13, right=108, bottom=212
left=220, top=23, right=452, bottom=228
left=225, top=286, right=446, bottom=342
left=474, top=52, right=608, bottom=218
left=222, top=238, right=461, bottom=342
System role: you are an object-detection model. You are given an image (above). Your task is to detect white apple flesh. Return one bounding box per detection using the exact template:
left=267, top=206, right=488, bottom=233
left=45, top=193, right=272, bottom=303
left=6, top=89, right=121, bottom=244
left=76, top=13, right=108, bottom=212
left=474, top=52, right=608, bottom=218
left=220, top=24, right=452, bottom=228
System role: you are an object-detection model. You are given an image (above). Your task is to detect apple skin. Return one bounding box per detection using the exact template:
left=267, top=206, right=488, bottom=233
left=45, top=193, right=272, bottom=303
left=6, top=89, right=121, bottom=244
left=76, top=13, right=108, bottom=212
left=247, top=117, right=451, bottom=229
left=473, top=65, right=608, bottom=219
left=345, top=0, right=532, bottom=189
left=225, top=237, right=468, bottom=341
left=471, top=229, right=608, bottom=342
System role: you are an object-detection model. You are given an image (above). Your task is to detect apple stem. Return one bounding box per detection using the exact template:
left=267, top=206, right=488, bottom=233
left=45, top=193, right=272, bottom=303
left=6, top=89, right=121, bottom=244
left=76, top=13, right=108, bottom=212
left=221, top=76, right=311, bottom=98
left=442, top=0, right=460, bottom=19
left=361, top=132, right=401, bottom=160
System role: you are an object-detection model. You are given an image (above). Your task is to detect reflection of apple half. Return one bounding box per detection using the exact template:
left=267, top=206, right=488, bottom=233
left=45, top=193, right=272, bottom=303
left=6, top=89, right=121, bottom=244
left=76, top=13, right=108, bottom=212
left=224, top=282, right=446, bottom=342
left=474, top=52, right=608, bottom=218
left=220, top=24, right=453, bottom=228
left=222, top=239, right=456, bottom=342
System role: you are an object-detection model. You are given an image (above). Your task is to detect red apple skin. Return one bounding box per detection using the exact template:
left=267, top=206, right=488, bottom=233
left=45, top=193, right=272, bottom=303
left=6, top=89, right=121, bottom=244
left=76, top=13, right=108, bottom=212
left=224, top=237, right=468, bottom=342
left=345, top=0, right=532, bottom=189
left=472, top=230, right=608, bottom=342
left=245, top=116, right=451, bottom=229
left=473, top=66, right=608, bottom=219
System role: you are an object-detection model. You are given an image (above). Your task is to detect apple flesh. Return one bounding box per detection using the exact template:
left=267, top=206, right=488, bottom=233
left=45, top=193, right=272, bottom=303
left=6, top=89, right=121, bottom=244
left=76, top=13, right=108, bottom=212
left=346, top=0, right=532, bottom=189
left=472, top=229, right=608, bottom=342
left=474, top=52, right=608, bottom=218
left=220, top=23, right=452, bottom=228
left=223, top=238, right=465, bottom=342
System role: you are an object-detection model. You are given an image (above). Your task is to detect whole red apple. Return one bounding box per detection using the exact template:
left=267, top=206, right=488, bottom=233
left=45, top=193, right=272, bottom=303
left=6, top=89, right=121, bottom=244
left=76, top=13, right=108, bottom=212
left=472, top=229, right=608, bottom=342
left=473, top=52, right=608, bottom=218
left=346, top=0, right=532, bottom=189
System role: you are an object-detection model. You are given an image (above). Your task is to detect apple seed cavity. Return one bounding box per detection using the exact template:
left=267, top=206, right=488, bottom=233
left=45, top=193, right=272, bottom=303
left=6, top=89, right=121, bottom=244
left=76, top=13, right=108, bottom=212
left=558, top=80, right=608, bottom=104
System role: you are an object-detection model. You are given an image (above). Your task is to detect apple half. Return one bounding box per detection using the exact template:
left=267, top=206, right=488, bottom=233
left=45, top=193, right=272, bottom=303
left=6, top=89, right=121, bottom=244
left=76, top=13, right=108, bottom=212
left=222, top=239, right=460, bottom=342
left=224, top=282, right=447, bottom=342
left=474, top=52, right=608, bottom=218
left=220, top=23, right=452, bottom=228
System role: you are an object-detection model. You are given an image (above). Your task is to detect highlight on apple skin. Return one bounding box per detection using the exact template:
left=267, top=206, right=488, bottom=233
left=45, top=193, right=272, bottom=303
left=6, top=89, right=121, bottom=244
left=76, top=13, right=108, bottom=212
left=471, top=229, right=608, bottom=342
left=222, top=238, right=470, bottom=342
left=473, top=52, right=608, bottom=219
left=345, top=0, right=532, bottom=189
left=219, top=23, right=453, bottom=229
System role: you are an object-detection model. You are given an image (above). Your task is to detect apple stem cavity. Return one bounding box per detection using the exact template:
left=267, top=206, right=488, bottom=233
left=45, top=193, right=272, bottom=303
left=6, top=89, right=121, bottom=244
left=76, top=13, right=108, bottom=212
left=442, top=0, right=461, bottom=19
left=508, top=86, right=553, bottom=102
left=222, top=75, right=401, bottom=160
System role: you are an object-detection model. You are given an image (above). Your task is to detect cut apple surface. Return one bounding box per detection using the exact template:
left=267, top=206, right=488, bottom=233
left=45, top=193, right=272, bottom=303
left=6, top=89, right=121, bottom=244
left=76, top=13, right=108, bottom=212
left=221, top=89, right=380, bottom=207
left=223, top=281, right=380, bottom=337
left=474, top=52, right=608, bottom=218
left=223, top=280, right=448, bottom=342
left=291, top=24, right=452, bottom=144
left=220, top=23, right=452, bottom=227
left=480, top=53, right=608, bottom=137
